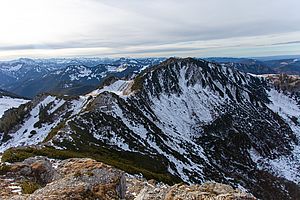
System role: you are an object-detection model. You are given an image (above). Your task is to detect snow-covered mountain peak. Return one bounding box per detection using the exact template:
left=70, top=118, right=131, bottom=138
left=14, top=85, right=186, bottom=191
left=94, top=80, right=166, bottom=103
left=134, top=57, right=269, bottom=107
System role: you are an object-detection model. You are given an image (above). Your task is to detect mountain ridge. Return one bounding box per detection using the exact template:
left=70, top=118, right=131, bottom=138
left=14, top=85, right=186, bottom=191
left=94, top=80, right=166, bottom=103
left=0, top=57, right=300, bottom=199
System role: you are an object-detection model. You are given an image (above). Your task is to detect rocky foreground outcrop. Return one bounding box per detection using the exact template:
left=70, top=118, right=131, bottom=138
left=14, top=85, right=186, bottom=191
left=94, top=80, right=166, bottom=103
left=0, top=157, right=256, bottom=200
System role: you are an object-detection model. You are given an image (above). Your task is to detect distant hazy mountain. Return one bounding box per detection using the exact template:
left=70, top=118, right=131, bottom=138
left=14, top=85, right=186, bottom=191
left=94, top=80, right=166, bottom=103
left=264, top=58, right=300, bottom=75
left=2, top=56, right=300, bottom=98
left=252, top=55, right=300, bottom=61
left=0, top=58, right=164, bottom=98
left=205, top=57, right=275, bottom=74
left=206, top=57, right=300, bottom=75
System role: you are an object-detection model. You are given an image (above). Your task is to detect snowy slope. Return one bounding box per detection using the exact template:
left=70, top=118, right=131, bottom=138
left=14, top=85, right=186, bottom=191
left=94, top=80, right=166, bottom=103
left=45, top=58, right=300, bottom=199
left=0, top=96, right=29, bottom=118
left=260, top=89, right=300, bottom=183
left=87, top=80, right=134, bottom=97
left=1, top=58, right=300, bottom=199
left=0, top=95, right=87, bottom=152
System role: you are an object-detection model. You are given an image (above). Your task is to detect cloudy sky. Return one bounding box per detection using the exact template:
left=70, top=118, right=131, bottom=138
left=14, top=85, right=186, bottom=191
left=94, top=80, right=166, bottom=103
left=0, top=0, right=299, bottom=59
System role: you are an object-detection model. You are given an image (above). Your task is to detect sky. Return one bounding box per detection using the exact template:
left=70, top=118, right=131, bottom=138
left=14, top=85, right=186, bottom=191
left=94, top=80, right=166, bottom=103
left=0, top=0, right=300, bottom=59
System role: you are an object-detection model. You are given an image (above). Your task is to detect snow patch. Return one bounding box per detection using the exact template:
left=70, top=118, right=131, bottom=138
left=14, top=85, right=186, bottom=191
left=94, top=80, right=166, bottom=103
left=87, top=80, right=133, bottom=97
left=250, top=89, right=300, bottom=184
left=0, top=96, right=29, bottom=118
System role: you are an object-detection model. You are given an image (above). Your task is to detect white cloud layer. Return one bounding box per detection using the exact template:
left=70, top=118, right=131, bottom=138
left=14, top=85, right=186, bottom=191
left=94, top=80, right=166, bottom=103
left=0, top=0, right=299, bottom=59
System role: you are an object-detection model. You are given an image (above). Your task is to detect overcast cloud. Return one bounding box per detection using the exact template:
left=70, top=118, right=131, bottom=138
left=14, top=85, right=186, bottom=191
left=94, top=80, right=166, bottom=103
left=0, top=0, right=299, bottom=59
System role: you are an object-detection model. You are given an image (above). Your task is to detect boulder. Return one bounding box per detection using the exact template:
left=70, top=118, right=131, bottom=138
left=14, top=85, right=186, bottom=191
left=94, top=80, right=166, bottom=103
left=27, top=158, right=126, bottom=200
left=1, top=157, right=125, bottom=200
left=1, top=157, right=255, bottom=200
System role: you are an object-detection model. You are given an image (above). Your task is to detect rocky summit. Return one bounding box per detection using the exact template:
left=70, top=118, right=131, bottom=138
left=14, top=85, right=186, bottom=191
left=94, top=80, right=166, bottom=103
left=0, top=156, right=255, bottom=200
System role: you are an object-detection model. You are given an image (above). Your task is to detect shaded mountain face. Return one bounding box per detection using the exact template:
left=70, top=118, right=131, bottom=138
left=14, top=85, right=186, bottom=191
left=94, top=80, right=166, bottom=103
left=222, top=62, right=276, bottom=75
left=265, top=58, right=300, bottom=75
left=0, top=89, right=26, bottom=99
left=205, top=57, right=275, bottom=74
left=0, top=58, right=164, bottom=98
left=1, top=58, right=300, bottom=199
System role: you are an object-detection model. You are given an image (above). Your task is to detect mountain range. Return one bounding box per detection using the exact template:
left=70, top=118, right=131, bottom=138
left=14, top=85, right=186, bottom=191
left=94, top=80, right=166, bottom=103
left=1, top=56, right=300, bottom=99
left=0, top=58, right=164, bottom=98
left=0, top=57, right=299, bottom=199
left=207, top=57, right=300, bottom=75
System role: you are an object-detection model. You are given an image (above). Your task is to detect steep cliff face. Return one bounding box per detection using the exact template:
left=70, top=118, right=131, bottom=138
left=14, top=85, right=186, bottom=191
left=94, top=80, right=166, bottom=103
left=1, top=58, right=300, bottom=199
